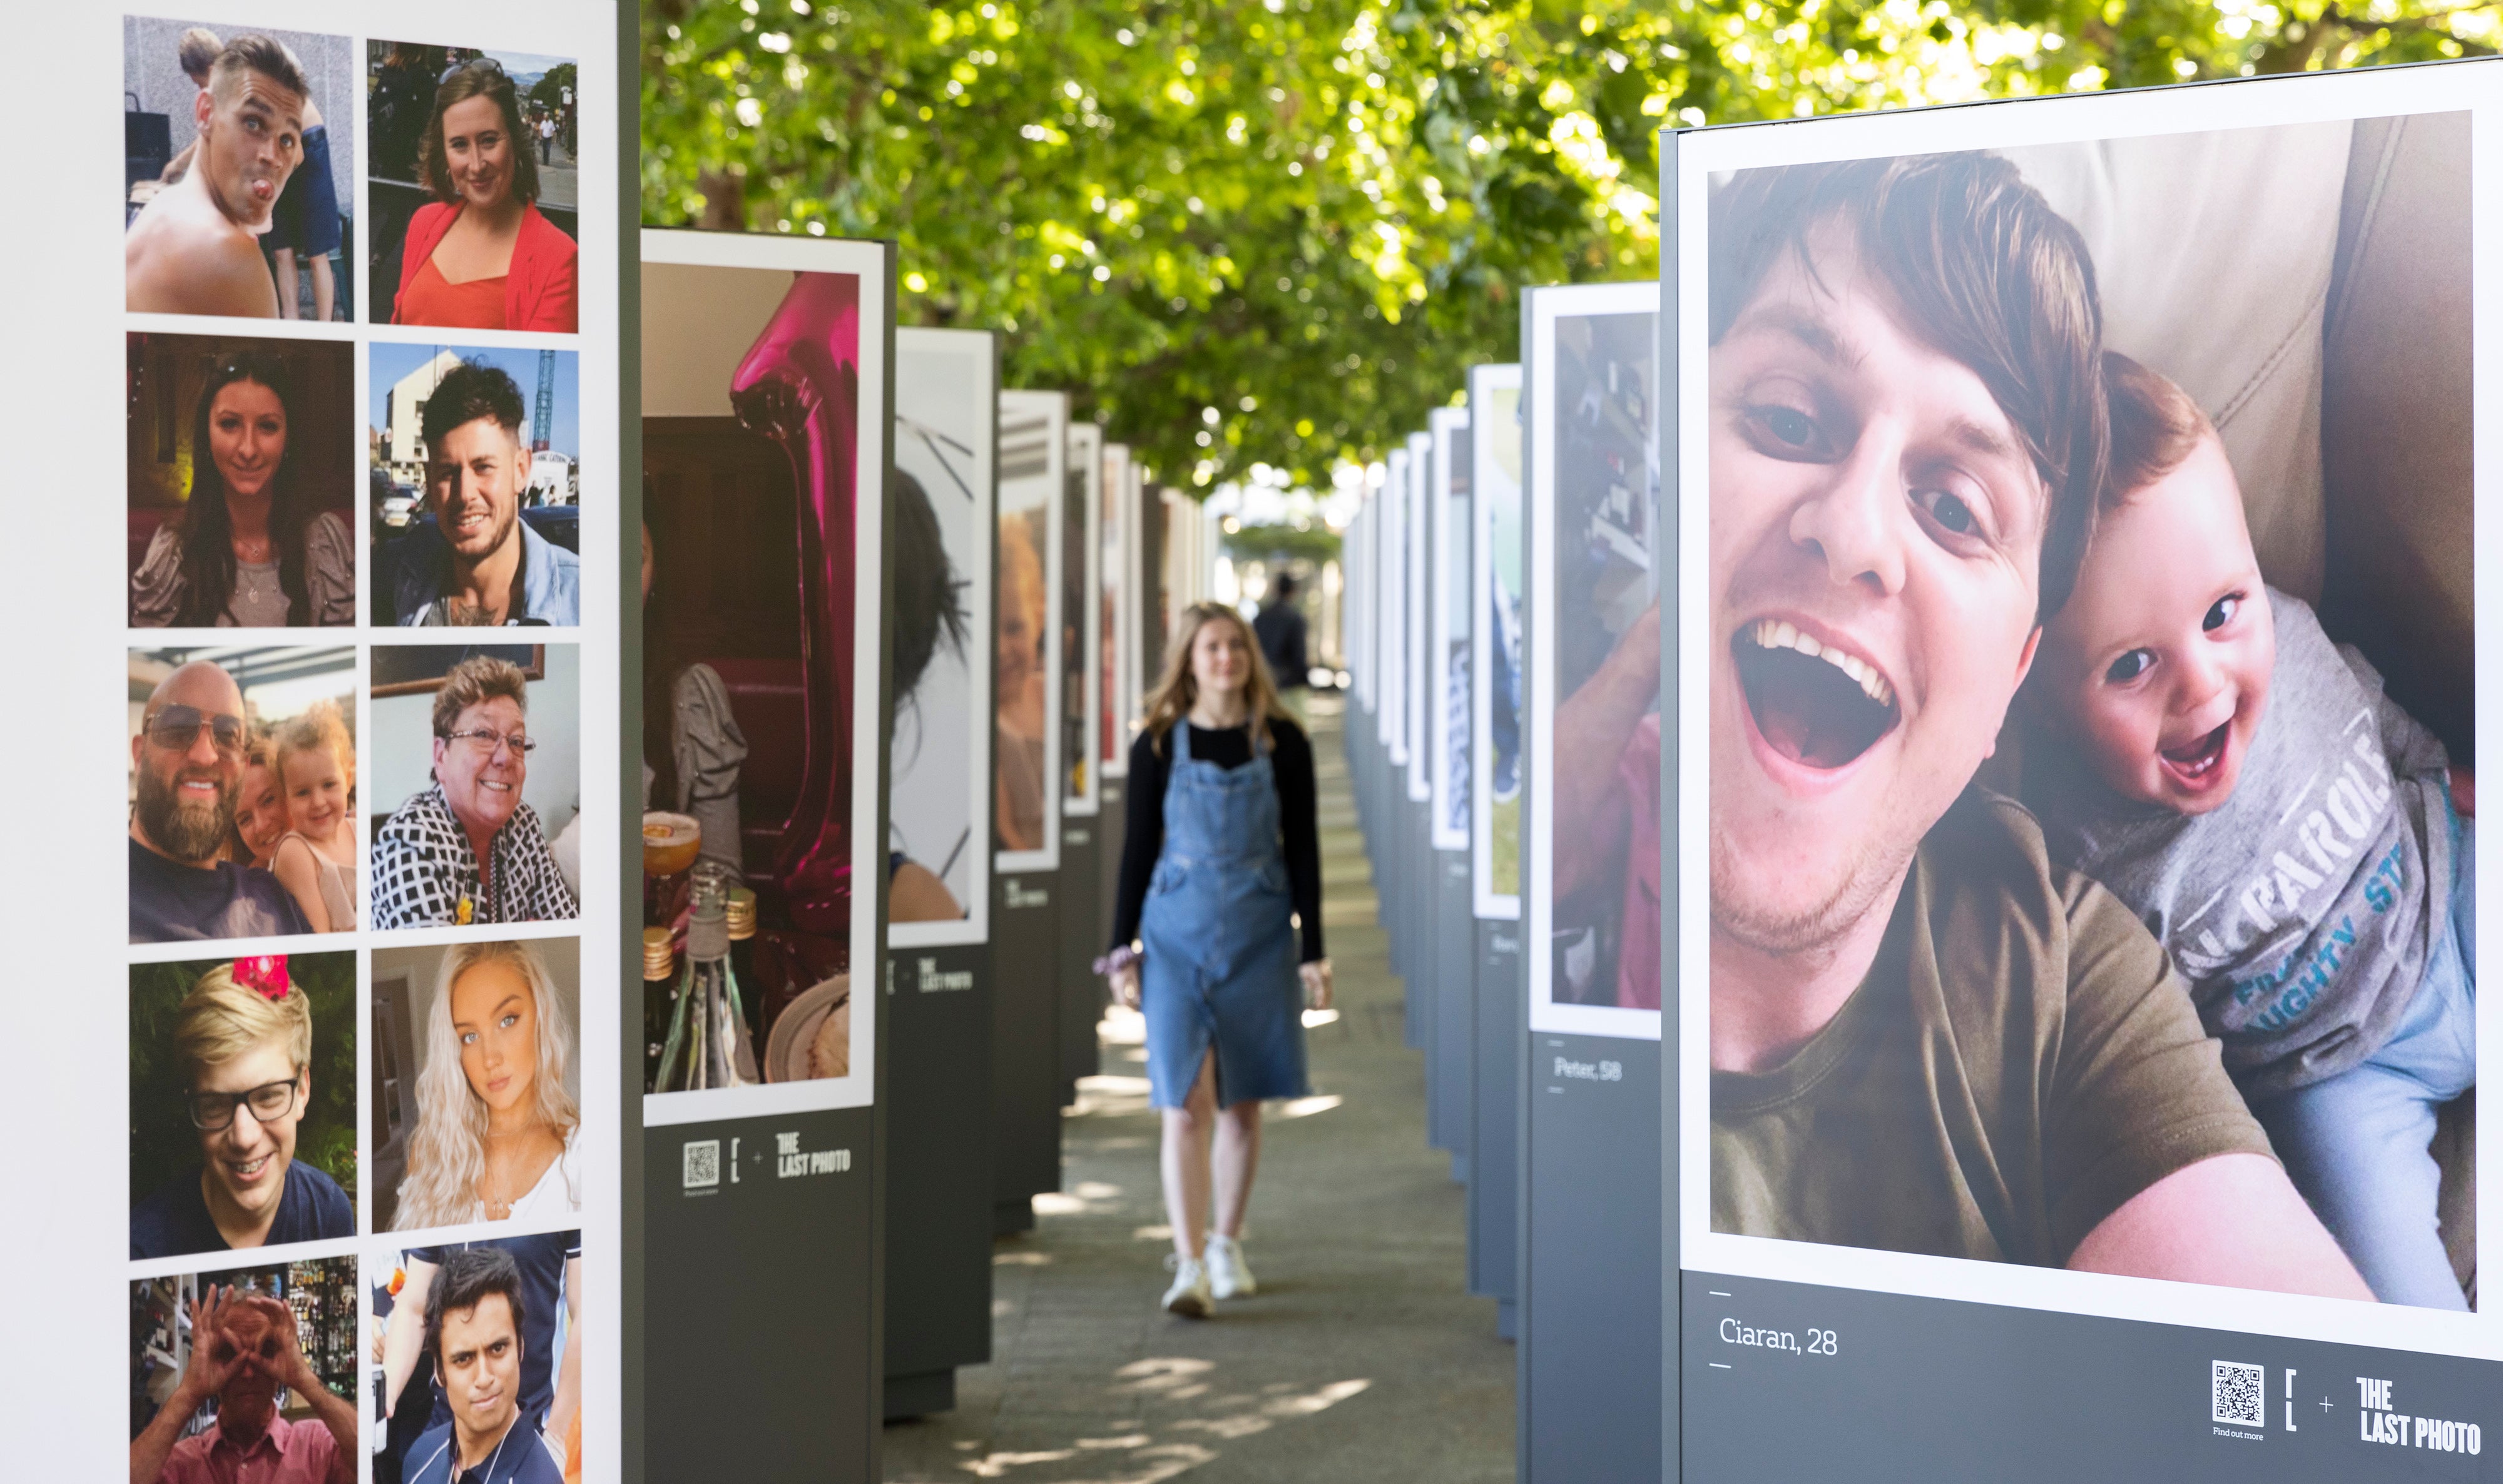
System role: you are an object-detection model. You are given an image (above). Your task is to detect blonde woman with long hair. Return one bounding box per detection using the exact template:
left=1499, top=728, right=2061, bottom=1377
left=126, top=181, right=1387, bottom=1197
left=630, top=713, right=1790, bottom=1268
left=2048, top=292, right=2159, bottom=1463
left=392, top=940, right=580, bottom=1229
left=1105, top=602, right=1332, bottom=1317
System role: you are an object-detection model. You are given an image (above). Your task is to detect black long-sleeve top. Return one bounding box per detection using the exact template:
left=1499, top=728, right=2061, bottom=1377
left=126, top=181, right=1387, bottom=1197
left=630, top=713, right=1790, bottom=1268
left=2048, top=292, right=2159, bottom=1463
left=1110, top=718, right=1325, bottom=963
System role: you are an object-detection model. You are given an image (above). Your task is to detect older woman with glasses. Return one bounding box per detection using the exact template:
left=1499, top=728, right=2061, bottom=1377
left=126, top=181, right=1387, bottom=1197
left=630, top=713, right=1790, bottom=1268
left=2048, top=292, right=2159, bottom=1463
left=131, top=956, right=352, bottom=1259
left=372, top=656, right=578, bottom=930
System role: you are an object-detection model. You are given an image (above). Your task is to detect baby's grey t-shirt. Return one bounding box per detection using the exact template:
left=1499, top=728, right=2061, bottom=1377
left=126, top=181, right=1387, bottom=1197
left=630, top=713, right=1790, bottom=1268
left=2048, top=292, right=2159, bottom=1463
left=2023, top=589, right=2452, bottom=1099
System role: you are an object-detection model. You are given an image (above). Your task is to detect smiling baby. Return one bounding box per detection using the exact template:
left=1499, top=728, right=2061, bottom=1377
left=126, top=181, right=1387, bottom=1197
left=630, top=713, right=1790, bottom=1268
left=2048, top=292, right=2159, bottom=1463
left=2021, top=352, right=2475, bottom=1309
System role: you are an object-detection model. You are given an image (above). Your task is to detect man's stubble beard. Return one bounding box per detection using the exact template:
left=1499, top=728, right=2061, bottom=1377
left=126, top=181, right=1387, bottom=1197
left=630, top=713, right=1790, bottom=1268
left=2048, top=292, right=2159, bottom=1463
left=136, top=763, right=235, bottom=863
left=1706, top=811, right=1915, bottom=960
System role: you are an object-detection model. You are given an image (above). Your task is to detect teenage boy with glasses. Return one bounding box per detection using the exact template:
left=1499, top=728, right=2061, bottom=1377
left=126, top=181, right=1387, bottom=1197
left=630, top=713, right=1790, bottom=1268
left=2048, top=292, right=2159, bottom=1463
left=131, top=958, right=352, bottom=1258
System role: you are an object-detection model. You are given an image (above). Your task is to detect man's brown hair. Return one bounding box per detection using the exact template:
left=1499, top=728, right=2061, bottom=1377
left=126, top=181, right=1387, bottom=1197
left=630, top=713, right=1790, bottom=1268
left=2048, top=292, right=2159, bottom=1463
left=1709, top=153, right=2108, bottom=622
left=432, top=656, right=529, bottom=738
left=420, top=60, right=541, bottom=206
left=206, top=34, right=308, bottom=109
left=2101, top=351, right=2212, bottom=506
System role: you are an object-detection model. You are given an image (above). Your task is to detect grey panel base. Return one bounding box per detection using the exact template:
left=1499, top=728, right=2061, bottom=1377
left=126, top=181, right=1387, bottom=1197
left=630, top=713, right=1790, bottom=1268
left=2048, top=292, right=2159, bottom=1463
left=882, top=943, right=992, bottom=1400
left=1400, top=795, right=1430, bottom=1050
left=645, top=1105, right=877, bottom=1480
left=1467, top=921, right=1521, bottom=1309
left=1098, top=783, right=1125, bottom=952
left=1523, top=1033, right=1660, bottom=1484
left=1496, top=1297, right=1518, bottom=1342
left=1430, top=849, right=1472, bottom=1159
left=1684, top=1269, right=2502, bottom=1481
left=883, top=1368, right=955, bottom=1423
left=991, top=870, right=1061, bottom=1228
left=1056, top=819, right=1103, bottom=1107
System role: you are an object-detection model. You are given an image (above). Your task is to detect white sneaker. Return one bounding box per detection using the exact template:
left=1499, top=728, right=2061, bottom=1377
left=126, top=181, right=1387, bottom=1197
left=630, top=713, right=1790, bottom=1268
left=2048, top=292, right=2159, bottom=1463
left=1205, top=1234, right=1258, bottom=1299
left=1161, top=1255, right=1213, bottom=1318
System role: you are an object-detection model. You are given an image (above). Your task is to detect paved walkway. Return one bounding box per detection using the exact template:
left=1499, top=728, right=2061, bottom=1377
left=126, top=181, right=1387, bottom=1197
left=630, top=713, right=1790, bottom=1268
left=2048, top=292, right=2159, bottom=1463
left=884, top=696, right=1515, bottom=1482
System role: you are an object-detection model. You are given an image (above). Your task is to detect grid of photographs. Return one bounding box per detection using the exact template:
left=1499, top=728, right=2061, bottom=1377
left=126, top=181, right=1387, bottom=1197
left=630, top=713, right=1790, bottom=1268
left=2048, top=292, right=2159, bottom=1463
left=122, top=18, right=589, bottom=1484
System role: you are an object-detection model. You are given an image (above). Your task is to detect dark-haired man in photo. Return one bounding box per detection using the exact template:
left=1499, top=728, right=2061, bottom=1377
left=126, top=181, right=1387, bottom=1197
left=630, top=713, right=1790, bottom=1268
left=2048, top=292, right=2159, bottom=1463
left=382, top=1235, right=582, bottom=1481
left=1640, top=153, right=2373, bottom=1294
left=131, top=659, right=314, bottom=942
left=402, top=1247, right=565, bottom=1484
left=390, top=361, right=579, bottom=627
left=132, top=1284, right=357, bottom=1484
left=126, top=35, right=308, bottom=318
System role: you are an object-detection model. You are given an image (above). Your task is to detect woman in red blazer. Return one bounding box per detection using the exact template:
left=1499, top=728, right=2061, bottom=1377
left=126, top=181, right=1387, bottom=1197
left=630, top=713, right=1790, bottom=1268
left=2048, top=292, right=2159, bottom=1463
left=391, top=60, right=578, bottom=333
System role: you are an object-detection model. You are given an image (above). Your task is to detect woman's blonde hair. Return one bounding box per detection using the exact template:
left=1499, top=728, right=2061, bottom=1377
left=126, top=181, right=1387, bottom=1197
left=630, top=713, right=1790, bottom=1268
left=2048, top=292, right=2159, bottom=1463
left=392, top=940, right=578, bottom=1230
left=1138, top=602, right=1293, bottom=755
left=273, top=699, right=354, bottom=795
left=175, top=963, right=312, bottom=1082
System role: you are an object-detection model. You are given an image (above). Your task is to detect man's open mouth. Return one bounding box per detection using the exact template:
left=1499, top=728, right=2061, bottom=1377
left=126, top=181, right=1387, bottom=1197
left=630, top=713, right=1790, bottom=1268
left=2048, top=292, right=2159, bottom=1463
left=1735, top=619, right=1899, bottom=770
left=2160, top=721, right=2230, bottom=783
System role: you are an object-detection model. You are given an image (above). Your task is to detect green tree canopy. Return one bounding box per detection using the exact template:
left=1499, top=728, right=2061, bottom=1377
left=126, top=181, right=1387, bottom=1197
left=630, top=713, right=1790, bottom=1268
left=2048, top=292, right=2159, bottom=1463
left=644, top=0, right=2496, bottom=490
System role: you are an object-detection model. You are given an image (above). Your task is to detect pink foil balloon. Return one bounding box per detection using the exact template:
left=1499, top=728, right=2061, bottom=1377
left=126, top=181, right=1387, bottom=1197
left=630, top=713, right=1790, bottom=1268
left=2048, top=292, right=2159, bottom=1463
left=730, top=271, right=861, bottom=935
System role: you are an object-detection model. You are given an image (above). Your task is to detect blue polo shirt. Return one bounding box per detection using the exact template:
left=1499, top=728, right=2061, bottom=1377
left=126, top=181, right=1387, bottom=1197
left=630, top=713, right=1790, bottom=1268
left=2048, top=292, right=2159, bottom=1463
left=391, top=519, right=579, bottom=627
left=130, top=1159, right=353, bottom=1259
left=403, top=1418, right=564, bottom=1484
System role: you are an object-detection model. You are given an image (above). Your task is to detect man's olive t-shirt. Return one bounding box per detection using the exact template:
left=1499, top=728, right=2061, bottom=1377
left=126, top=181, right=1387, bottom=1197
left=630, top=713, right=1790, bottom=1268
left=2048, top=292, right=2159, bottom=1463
left=1711, top=789, right=2274, bottom=1268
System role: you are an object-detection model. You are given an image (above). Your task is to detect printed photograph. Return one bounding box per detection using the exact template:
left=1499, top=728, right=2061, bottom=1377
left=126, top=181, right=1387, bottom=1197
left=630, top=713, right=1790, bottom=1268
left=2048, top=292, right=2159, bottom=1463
left=1064, top=422, right=1099, bottom=808
left=1701, top=117, right=2476, bottom=1309
left=1546, top=308, right=1661, bottom=1013
left=369, top=343, right=582, bottom=627
left=130, top=645, right=357, bottom=943
left=370, top=1234, right=581, bottom=1483
left=996, top=394, right=1066, bottom=861
left=640, top=246, right=880, bottom=1102
left=372, top=939, right=581, bottom=1233
left=130, top=1259, right=359, bottom=1481
left=367, top=43, right=579, bottom=332
left=128, top=333, right=356, bottom=628
left=1432, top=405, right=1473, bottom=848
left=123, top=19, right=355, bottom=320
left=131, top=952, right=355, bottom=1262
left=1474, top=375, right=1522, bottom=908
left=369, top=644, right=580, bottom=931
left=890, top=330, right=991, bottom=937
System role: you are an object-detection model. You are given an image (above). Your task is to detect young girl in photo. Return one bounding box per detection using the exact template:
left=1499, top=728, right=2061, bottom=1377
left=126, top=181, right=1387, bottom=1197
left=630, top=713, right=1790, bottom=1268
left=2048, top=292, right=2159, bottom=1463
left=270, top=701, right=360, bottom=933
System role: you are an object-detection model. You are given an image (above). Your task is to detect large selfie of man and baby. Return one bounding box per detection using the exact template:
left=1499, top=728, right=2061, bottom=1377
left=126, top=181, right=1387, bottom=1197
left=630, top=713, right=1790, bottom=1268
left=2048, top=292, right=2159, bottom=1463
left=1700, top=117, right=2479, bottom=1311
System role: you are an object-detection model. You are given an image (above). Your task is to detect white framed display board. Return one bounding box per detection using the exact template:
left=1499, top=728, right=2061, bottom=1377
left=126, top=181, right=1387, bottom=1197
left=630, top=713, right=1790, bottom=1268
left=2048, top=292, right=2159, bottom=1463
left=21, top=4, right=626, bottom=1477
left=1430, top=405, right=1473, bottom=852
left=1405, top=429, right=1435, bottom=804
left=639, top=227, right=888, bottom=1124
left=1470, top=363, right=1524, bottom=922
left=994, top=390, right=1066, bottom=875
left=889, top=327, right=995, bottom=949
left=1526, top=281, right=1663, bottom=1042
left=1064, top=422, right=1101, bottom=816
left=1099, top=442, right=1131, bottom=779
left=1379, top=454, right=1408, bottom=763
left=1671, top=60, right=2503, bottom=1482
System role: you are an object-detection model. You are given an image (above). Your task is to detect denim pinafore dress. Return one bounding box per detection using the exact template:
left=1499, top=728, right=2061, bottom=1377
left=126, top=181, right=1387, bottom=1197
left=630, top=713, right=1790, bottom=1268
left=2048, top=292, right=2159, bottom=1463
left=1139, top=722, right=1310, bottom=1109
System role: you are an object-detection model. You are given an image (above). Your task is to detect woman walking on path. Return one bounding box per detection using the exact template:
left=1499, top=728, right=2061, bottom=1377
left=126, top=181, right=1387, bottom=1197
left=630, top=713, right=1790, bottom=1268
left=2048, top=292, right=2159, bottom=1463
left=1107, top=603, right=1333, bottom=1318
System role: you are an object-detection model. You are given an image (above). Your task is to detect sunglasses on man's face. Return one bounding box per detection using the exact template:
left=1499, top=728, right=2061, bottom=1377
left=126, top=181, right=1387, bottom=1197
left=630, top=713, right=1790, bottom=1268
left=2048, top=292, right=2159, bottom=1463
left=145, top=705, right=248, bottom=757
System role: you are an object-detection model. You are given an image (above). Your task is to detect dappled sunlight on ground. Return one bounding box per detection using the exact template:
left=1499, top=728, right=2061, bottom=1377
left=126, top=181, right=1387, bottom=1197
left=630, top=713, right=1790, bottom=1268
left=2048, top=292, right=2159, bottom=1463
left=882, top=706, right=1512, bottom=1482
left=930, top=1364, right=1374, bottom=1483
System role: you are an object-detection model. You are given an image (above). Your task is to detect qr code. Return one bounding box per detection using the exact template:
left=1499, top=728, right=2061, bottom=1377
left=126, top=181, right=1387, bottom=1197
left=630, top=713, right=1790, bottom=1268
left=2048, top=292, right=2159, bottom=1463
left=682, top=1139, right=721, bottom=1189
left=2211, top=1360, right=2265, bottom=1426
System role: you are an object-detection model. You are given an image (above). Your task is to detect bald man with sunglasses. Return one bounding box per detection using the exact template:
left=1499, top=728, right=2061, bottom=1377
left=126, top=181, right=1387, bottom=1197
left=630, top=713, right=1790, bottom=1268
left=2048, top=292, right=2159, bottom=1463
left=131, top=659, right=313, bottom=943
